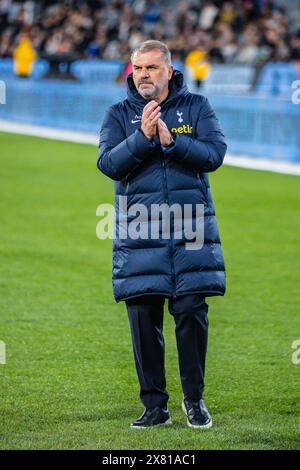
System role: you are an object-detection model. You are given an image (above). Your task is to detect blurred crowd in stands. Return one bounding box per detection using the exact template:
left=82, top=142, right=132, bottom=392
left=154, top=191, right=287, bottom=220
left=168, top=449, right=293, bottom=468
left=0, top=0, right=300, bottom=65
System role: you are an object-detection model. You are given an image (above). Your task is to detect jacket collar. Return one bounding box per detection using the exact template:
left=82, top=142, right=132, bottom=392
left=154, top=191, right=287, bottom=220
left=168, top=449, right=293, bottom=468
left=126, top=69, right=189, bottom=111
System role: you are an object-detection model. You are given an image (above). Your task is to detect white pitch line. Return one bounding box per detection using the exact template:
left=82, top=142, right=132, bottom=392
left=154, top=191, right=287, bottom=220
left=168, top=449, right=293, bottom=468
left=1, top=119, right=300, bottom=176
left=224, top=155, right=300, bottom=176
left=0, top=120, right=98, bottom=145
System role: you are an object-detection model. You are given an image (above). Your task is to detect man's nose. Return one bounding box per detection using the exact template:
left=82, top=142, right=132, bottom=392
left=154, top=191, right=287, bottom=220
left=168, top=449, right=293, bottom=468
left=141, top=68, right=150, bottom=77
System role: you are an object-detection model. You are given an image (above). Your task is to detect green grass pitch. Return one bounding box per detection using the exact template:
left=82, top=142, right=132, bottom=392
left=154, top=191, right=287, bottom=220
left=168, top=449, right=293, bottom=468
left=0, top=131, right=299, bottom=450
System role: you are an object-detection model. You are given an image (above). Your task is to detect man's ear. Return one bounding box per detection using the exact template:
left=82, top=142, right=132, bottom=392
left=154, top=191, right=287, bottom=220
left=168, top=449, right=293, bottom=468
left=168, top=65, right=174, bottom=80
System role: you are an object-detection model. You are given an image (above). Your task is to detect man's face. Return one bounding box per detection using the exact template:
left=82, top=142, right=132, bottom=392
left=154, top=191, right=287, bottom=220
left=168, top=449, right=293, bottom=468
left=132, top=50, right=173, bottom=101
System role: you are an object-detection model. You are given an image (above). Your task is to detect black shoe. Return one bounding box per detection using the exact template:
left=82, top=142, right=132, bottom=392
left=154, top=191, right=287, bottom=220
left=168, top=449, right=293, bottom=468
left=182, top=397, right=212, bottom=429
left=130, top=406, right=172, bottom=429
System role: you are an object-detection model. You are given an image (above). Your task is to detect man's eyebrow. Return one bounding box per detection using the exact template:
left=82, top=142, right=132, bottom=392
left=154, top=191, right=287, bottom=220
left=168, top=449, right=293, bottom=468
left=133, top=64, right=159, bottom=68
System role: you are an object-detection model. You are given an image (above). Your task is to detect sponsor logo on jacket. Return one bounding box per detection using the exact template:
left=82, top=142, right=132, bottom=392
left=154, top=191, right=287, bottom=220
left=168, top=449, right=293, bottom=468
left=171, top=124, right=193, bottom=134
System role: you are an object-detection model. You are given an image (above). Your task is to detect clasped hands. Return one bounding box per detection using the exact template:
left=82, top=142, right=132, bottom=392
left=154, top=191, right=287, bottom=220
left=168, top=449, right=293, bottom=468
left=141, top=100, right=173, bottom=146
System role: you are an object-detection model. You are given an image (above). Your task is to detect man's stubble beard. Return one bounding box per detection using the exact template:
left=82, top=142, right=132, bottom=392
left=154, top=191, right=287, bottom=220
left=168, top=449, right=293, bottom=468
left=139, top=88, right=158, bottom=101
left=138, top=83, right=162, bottom=101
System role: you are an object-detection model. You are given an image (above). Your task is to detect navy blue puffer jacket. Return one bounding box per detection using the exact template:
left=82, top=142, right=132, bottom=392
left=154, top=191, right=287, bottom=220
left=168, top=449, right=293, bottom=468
left=97, top=70, right=227, bottom=302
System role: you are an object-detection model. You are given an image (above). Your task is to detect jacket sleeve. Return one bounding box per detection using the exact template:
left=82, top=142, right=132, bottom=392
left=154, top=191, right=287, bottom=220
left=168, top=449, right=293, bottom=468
left=162, top=97, right=227, bottom=172
left=97, top=106, right=157, bottom=181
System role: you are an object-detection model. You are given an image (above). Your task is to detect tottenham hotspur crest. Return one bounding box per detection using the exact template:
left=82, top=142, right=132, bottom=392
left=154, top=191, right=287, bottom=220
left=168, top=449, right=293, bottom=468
left=176, top=111, right=183, bottom=123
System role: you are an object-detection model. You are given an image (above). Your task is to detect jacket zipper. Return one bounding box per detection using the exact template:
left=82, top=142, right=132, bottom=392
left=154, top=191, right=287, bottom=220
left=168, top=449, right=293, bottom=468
left=161, top=153, right=177, bottom=298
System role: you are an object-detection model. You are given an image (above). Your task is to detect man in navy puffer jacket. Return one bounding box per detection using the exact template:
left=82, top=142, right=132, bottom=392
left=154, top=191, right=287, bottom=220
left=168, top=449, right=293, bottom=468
left=97, top=41, right=227, bottom=429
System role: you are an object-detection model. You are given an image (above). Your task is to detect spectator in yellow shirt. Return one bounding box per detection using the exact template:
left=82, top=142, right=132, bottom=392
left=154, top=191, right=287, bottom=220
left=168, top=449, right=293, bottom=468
left=185, top=49, right=210, bottom=90
left=13, top=34, right=37, bottom=78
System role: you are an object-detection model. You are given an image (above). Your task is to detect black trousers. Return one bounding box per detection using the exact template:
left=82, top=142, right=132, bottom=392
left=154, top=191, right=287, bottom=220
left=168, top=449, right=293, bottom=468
left=125, top=293, right=209, bottom=409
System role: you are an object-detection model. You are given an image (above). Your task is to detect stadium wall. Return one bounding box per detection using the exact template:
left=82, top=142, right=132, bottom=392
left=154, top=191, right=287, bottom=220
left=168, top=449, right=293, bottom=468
left=0, top=60, right=299, bottom=164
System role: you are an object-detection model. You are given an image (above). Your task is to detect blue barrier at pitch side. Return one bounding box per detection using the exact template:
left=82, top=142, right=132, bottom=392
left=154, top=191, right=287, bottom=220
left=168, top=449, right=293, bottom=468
left=0, top=76, right=299, bottom=162
left=0, top=78, right=125, bottom=132
left=208, top=94, right=300, bottom=162
left=0, top=58, right=49, bottom=79
left=255, top=62, right=300, bottom=97
left=200, top=64, right=255, bottom=95
left=0, top=59, right=184, bottom=83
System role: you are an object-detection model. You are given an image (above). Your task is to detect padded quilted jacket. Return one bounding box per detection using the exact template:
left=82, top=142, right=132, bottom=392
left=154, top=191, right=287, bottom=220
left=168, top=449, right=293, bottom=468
left=97, top=70, right=227, bottom=302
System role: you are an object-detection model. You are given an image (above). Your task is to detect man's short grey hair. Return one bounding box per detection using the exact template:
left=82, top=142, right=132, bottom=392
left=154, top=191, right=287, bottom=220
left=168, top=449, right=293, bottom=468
left=131, top=40, right=172, bottom=66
